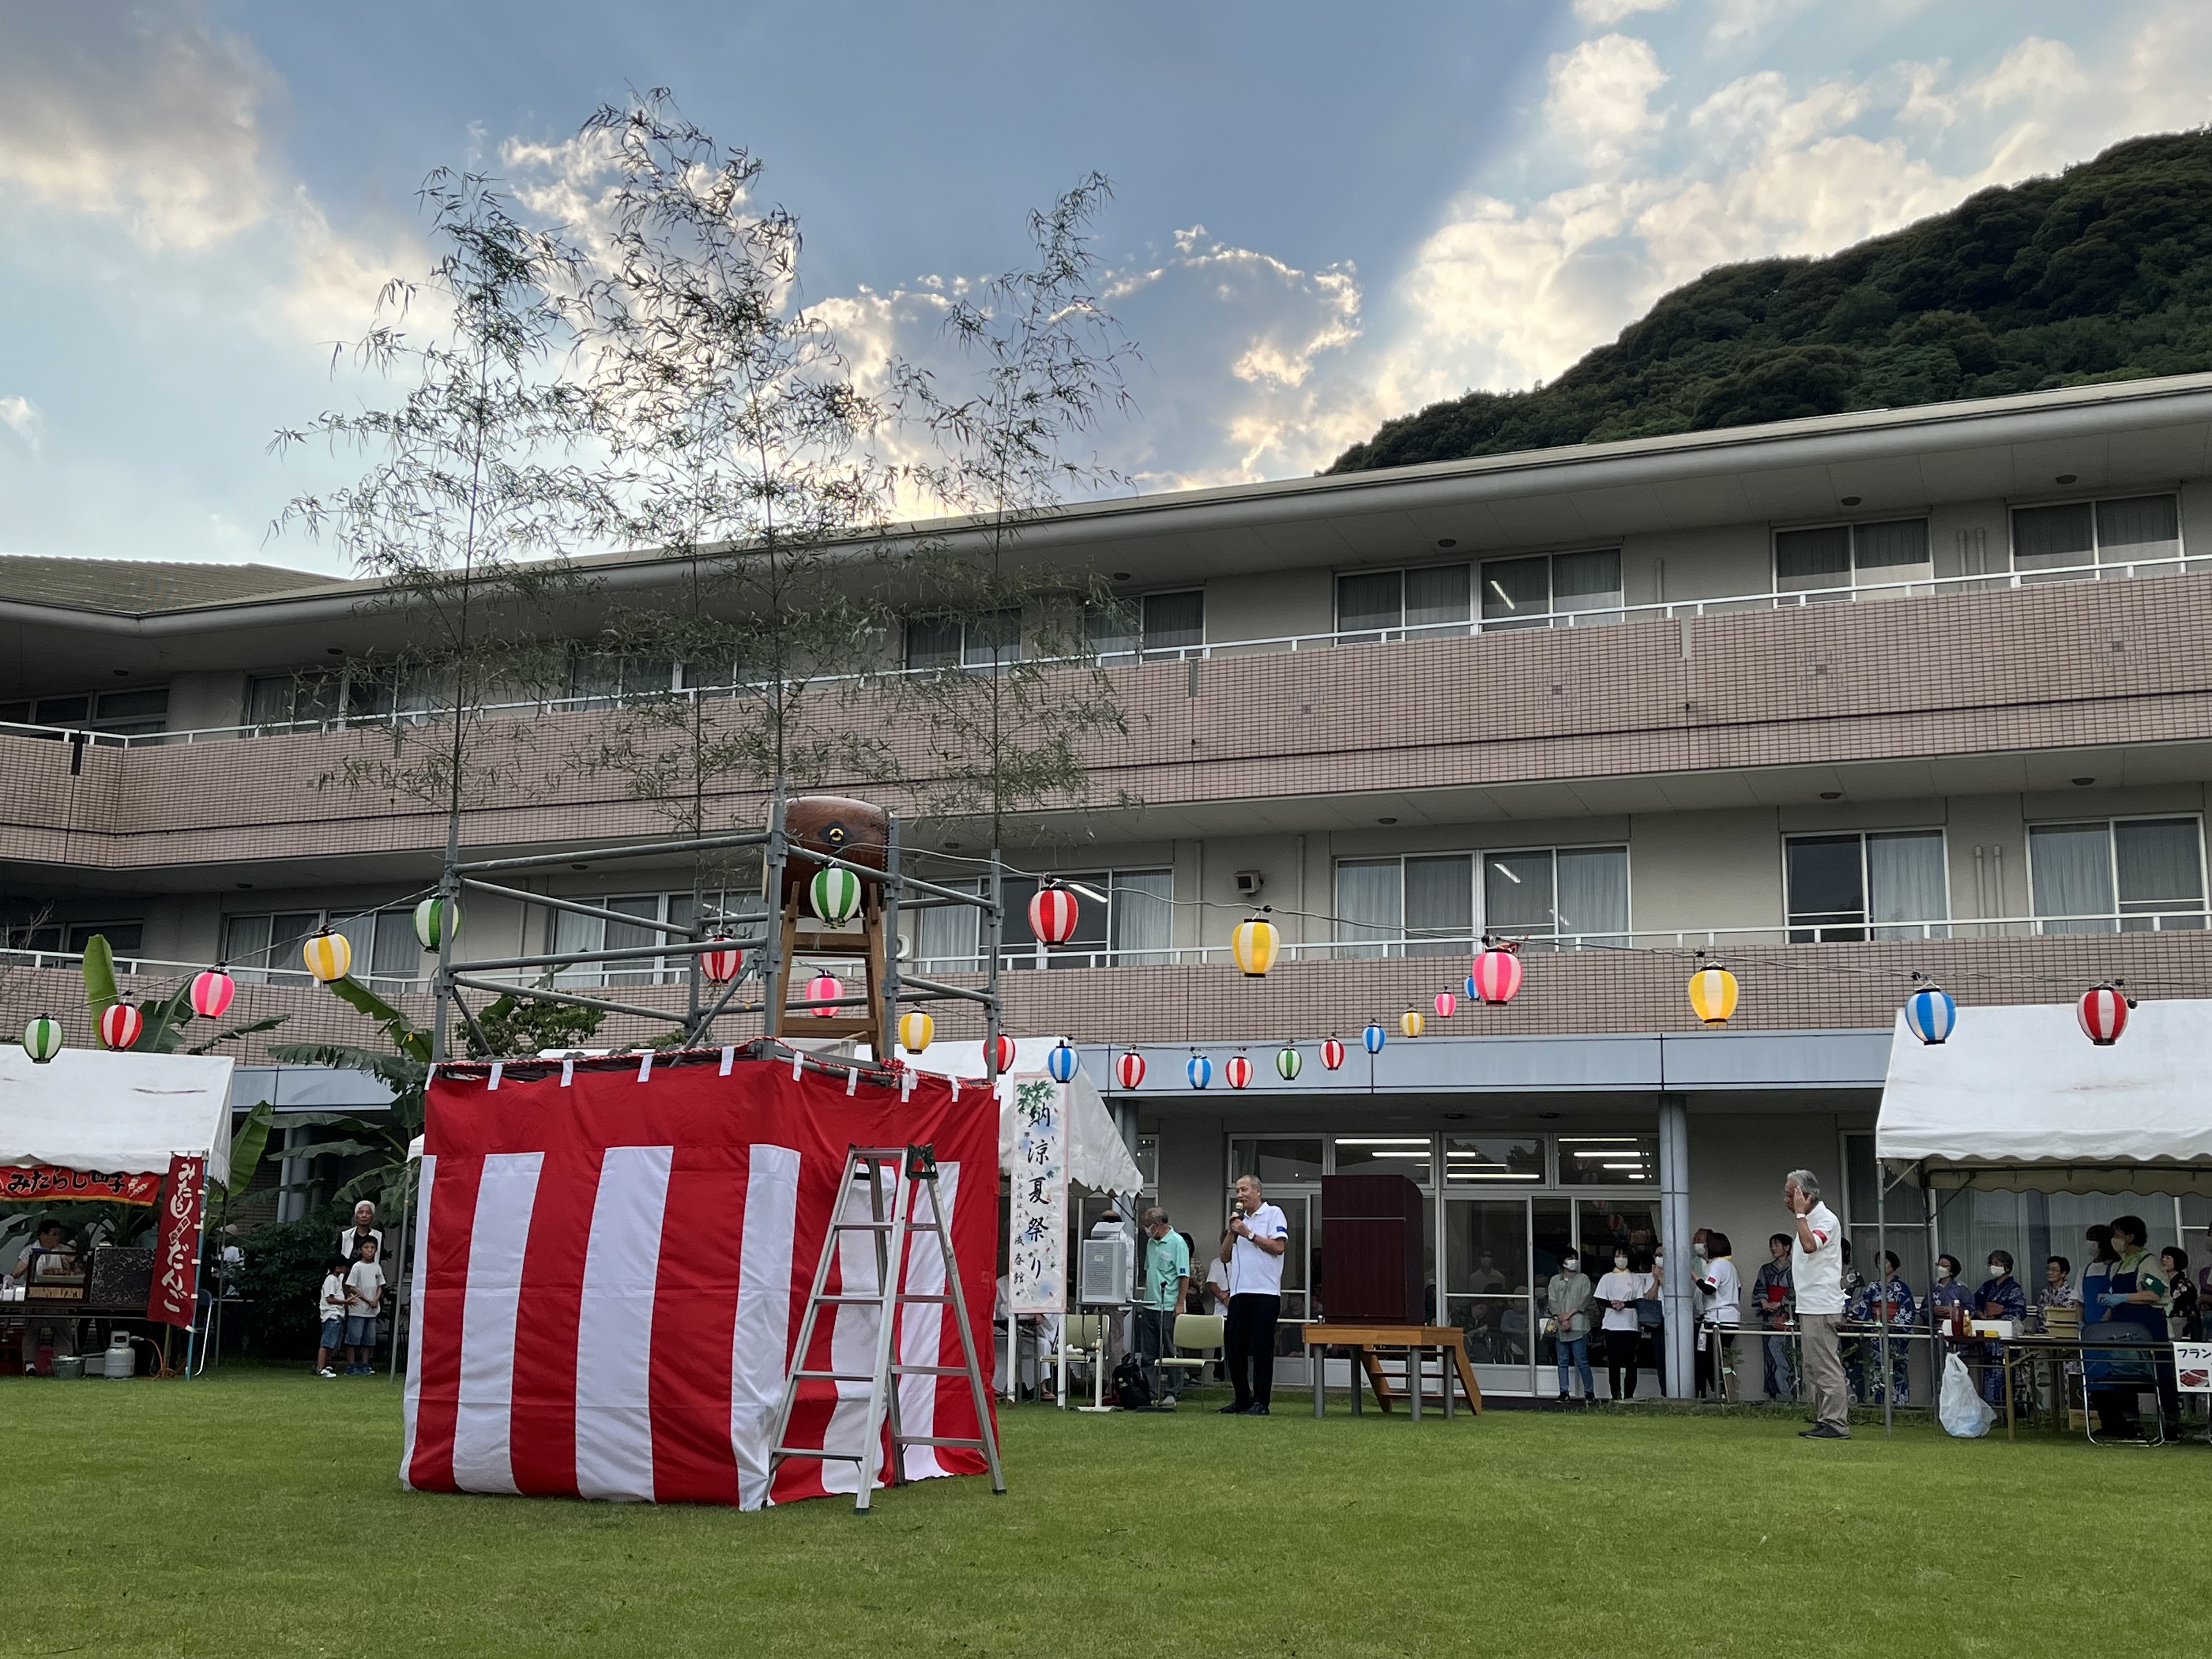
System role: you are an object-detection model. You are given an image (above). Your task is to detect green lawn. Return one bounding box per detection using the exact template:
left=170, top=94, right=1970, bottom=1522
left=12, top=1370, right=2205, bottom=1658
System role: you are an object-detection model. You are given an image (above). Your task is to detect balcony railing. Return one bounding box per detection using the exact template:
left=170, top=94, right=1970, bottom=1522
left=1, top=554, right=2199, bottom=752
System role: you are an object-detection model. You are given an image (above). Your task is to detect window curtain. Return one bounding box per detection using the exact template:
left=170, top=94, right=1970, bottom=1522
left=1403, top=565, right=1472, bottom=635
left=1551, top=550, right=1623, bottom=619
left=1110, top=870, right=1175, bottom=965
left=1336, top=859, right=1403, bottom=957
left=2029, top=823, right=2115, bottom=933
left=1867, top=831, right=1948, bottom=939
left=2113, top=817, right=2204, bottom=928
left=1140, top=591, right=1205, bottom=654
left=551, top=906, right=603, bottom=984
left=1774, top=526, right=1852, bottom=590
left=1335, top=572, right=1401, bottom=636
left=1404, top=855, right=1474, bottom=956
left=1555, top=847, right=1629, bottom=945
left=913, top=878, right=981, bottom=970
left=2011, top=503, right=2095, bottom=573
left=1851, top=518, right=1931, bottom=577
left=2096, top=494, right=2180, bottom=563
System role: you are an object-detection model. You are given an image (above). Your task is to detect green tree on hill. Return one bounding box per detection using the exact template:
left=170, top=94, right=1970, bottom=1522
left=1330, top=131, right=2212, bottom=474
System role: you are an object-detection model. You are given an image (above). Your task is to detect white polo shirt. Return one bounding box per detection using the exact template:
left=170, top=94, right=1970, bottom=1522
left=1228, top=1203, right=1288, bottom=1297
left=1790, top=1201, right=1846, bottom=1316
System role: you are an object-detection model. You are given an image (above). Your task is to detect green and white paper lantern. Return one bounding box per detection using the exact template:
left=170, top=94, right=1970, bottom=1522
left=1274, top=1045, right=1303, bottom=1081
left=22, top=1014, right=64, bottom=1064
left=808, top=865, right=863, bottom=924
left=413, top=895, right=460, bottom=951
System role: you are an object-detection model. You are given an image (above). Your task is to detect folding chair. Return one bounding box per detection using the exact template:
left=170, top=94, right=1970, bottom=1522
left=1157, top=1313, right=1224, bottom=1403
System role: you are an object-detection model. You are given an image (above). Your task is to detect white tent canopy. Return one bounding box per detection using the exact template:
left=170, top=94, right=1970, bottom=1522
left=903, top=1039, right=1145, bottom=1201
left=1878, top=999, right=2212, bottom=1193
left=0, top=1049, right=238, bottom=1188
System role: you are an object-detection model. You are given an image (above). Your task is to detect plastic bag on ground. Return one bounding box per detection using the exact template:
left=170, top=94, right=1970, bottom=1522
left=1938, top=1352, right=1996, bottom=1438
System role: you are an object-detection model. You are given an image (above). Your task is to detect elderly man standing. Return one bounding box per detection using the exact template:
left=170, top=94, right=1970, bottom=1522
left=1135, top=1207, right=1192, bottom=1404
left=1785, top=1169, right=1850, bottom=1440
left=1220, top=1174, right=1289, bottom=1416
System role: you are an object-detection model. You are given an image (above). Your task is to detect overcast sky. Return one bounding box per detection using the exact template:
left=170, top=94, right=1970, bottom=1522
left=4, top=0, right=2210, bottom=573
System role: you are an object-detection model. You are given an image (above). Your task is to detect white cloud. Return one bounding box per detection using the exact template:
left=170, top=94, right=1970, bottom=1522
left=0, top=396, right=41, bottom=451
left=1575, top=0, right=1675, bottom=24
left=1707, top=0, right=1815, bottom=51
left=0, top=6, right=274, bottom=250
left=1544, top=35, right=1670, bottom=171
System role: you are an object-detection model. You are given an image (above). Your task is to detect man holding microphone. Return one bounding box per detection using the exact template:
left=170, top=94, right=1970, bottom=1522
left=1220, top=1174, right=1289, bottom=1415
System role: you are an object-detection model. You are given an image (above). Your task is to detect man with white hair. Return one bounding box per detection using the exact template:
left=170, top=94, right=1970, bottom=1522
left=1785, top=1169, right=1849, bottom=1440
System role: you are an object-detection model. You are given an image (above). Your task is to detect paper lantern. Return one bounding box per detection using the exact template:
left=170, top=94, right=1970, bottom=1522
left=2078, top=985, right=2130, bottom=1046
left=809, top=866, right=863, bottom=925
left=189, top=967, right=236, bottom=1020
left=1362, top=1023, right=1385, bottom=1054
left=1047, top=1041, right=1080, bottom=1083
left=1274, top=1046, right=1303, bottom=1081
left=302, top=929, right=352, bottom=984
left=99, top=1002, right=144, bottom=1051
left=1115, top=1050, right=1147, bottom=1090
left=1687, top=964, right=1738, bottom=1026
left=1320, top=1037, right=1346, bottom=1071
left=1434, top=990, right=1457, bottom=1019
left=1469, top=945, right=1523, bottom=1006
left=413, top=896, right=459, bottom=951
left=21, top=1014, right=63, bottom=1064
left=1224, top=1054, right=1253, bottom=1090
left=1186, top=1054, right=1212, bottom=1090
left=1400, top=1007, right=1425, bottom=1039
left=990, top=1033, right=1018, bottom=1074
left=1902, top=985, right=1956, bottom=1046
left=1028, top=886, right=1080, bottom=947
left=805, top=972, right=843, bottom=1017
left=1229, top=916, right=1279, bottom=978
left=700, top=936, right=744, bottom=983
left=898, top=1009, right=934, bottom=1053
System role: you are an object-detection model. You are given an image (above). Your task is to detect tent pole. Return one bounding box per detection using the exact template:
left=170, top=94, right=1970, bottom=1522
left=389, top=1161, right=415, bottom=1383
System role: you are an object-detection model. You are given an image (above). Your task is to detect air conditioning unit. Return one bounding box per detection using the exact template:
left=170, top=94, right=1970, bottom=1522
left=1233, top=869, right=1265, bottom=899
left=1077, top=1236, right=1132, bottom=1306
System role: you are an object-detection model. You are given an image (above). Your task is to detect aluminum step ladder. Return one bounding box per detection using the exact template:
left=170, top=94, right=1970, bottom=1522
left=766, top=1144, right=1006, bottom=1514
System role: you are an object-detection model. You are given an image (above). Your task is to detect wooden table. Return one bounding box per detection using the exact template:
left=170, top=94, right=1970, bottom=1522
left=1299, top=1323, right=1482, bottom=1421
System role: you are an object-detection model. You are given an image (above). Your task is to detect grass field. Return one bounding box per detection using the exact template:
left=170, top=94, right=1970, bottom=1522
left=13, top=1370, right=2207, bottom=1658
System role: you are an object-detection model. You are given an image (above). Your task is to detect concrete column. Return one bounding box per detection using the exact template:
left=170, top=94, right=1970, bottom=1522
left=1657, top=1093, right=1694, bottom=1399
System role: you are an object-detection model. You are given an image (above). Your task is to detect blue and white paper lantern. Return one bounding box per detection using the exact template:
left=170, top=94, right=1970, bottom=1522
left=1186, top=1053, right=1212, bottom=1090
left=1047, top=1041, right=1080, bottom=1082
left=1903, top=984, right=1957, bottom=1046
left=1362, top=1023, right=1386, bottom=1054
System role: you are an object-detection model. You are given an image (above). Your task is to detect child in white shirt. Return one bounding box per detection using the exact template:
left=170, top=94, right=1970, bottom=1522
left=315, top=1255, right=350, bottom=1378
left=343, top=1237, right=385, bottom=1376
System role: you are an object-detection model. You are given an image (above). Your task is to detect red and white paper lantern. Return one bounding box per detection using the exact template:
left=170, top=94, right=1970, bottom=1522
left=2078, top=985, right=2130, bottom=1046
left=700, top=938, right=743, bottom=983
left=189, top=967, right=236, bottom=1019
left=99, top=1002, right=144, bottom=1051
left=1321, top=1037, right=1346, bottom=1071
left=1469, top=946, right=1524, bottom=1006
left=1434, top=990, right=1457, bottom=1019
left=1115, top=1049, right=1147, bottom=1090
left=1027, top=886, right=1080, bottom=947
left=1224, top=1054, right=1253, bottom=1090
left=990, top=1032, right=1018, bottom=1074
left=805, top=973, right=843, bottom=1017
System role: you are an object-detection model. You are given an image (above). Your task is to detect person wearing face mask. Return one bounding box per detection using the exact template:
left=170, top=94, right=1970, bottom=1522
left=1694, top=1231, right=1742, bottom=1401
left=2087, top=1214, right=2175, bottom=1440
left=1969, top=1250, right=2028, bottom=1408
left=1753, top=1233, right=1796, bottom=1402
left=1594, top=1246, right=1650, bottom=1400
left=1847, top=1250, right=1915, bottom=1407
left=1545, top=1250, right=1595, bottom=1404
left=1927, top=1254, right=1970, bottom=1372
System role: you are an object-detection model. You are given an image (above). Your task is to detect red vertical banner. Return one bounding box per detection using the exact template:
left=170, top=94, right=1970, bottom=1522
left=151, top=1154, right=207, bottom=1329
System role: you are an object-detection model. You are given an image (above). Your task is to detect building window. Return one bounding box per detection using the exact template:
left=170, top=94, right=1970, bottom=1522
left=246, top=670, right=391, bottom=731
left=549, top=890, right=762, bottom=985
left=1556, top=1136, right=1657, bottom=1185
left=1336, top=552, right=1622, bottom=640
left=1784, top=830, right=1949, bottom=943
left=1087, top=591, right=1205, bottom=662
left=566, top=654, right=678, bottom=708
left=1480, top=550, right=1622, bottom=629
left=2029, top=816, right=2207, bottom=934
left=0, top=687, right=170, bottom=737
left=1443, top=1137, right=1547, bottom=1184
left=1774, top=517, right=1931, bottom=595
left=2011, top=492, right=2179, bottom=578
left=1335, top=845, right=1629, bottom=956
left=913, top=868, right=1174, bottom=970
left=905, top=608, right=1022, bottom=673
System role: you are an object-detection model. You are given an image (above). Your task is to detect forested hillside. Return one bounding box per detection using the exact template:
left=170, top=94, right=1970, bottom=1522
left=1328, top=132, right=2212, bottom=473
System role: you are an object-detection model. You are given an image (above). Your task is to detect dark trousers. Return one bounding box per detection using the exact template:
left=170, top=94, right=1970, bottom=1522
left=1225, top=1293, right=1280, bottom=1408
left=1134, top=1308, right=1175, bottom=1394
left=1604, top=1328, right=1641, bottom=1399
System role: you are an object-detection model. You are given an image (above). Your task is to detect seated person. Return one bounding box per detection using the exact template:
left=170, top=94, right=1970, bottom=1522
left=2036, top=1255, right=2077, bottom=1322
left=7, top=1218, right=77, bottom=1285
